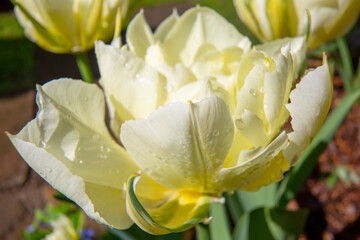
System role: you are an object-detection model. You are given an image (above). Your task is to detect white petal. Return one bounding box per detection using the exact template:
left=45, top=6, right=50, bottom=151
left=163, top=7, right=250, bottom=67
left=120, top=96, right=234, bottom=191
left=215, top=131, right=288, bottom=191
left=8, top=79, right=139, bottom=229
left=126, top=10, right=155, bottom=58
left=284, top=57, right=332, bottom=164
left=255, top=37, right=306, bottom=76
left=154, top=9, right=179, bottom=41
left=96, top=42, right=167, bottom=121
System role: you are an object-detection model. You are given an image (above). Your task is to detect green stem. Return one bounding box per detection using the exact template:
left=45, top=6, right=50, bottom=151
left=196, top=224, right=210, bottom=240
left=209, top=202, right=232, bottom=240
left=75, top=52, right=94, bottom=83
left=354, top=60, right=360, bottom=89
left=337, top=37, right=353, bottom=92
left=277, top=89, right=360, bottom=207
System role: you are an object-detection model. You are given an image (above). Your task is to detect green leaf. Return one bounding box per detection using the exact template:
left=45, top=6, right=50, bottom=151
left=267, top=208, right=308, bottom=239
left=104, top=225, right=183, bottom=240
left=277, top=88, right=360, bottom=207
left=209, top=202, right=232, bottom=240
left=236, top=182, right=277, bottom=212
left=225, top=193, right=244, bottom=223
left=196, top=223, right=209, bottom=240
left=336, top=37, right=353, bottom=92
left=233, top=207, right=308, bottom=240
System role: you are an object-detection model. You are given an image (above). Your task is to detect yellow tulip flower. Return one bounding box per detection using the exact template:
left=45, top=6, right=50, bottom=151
left=234, top=0, right=360, bottom=49
left=8, top=7, right=332, bottom=234
left=12, top=0, right=128, bottom=53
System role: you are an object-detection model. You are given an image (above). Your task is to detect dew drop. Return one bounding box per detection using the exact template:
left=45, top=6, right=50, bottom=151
left=267, top=151, right=275, bottom=158
left=78, top=159, right=84, bottom=164
left=264, top=104, right=268, bottom=110
left=135, top=74, right=140, bottom=79
left=164, top=85, right=173, bottom=92
left=92, top=134, right=100, bottom=140
left=100, top=153, right=108, bottom=159
left=102, top=22, right=109, bottom=28
left=212, top=129, right=220, bottom=136
left=249, top=88, right=256, bottom=96
left=315, top=107, right=320, bottom=116
left=40, top=141, right=47, bottom=148
left=235, top=119, right=245, bottom=130
left=125, top=63, right=131, bottom=70
left=46, top=168, right=52, bottom=173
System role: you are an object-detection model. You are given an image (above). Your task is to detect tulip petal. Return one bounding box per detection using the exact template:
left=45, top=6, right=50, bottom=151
left=248, top=0, right=273, bottom=40
left=126, top=10, right=155, bottom=59
left=96, top=42, right=167, bottom=121
left=163, top=7, right=250, bottom=67
left=284, top=56, right=332, bottom=165
left=154, top=9, right=179, bottom=41
left=121, top=96, right=234, bottom=191
left=8, top=79, right=139, bottom=229
left=216, top=131, right=288, bottom=191
left=144, top=43, right=195, bottom=93
left=15, top=0, right=76, bottom=49
left=255, top=36, right=306, bottom=76
left=233, top=0, right=262, bottom=40
left=240, top=152, right=290, bottom=191
left=125, top=174, right=211, bottom=235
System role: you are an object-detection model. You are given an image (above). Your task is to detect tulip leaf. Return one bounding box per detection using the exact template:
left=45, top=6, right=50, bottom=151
left=196, top=223, right=210, bottom=240
left=337, top=37, right=354, bottom=92
left=209, top=202, right=232, bottom=240
left=236, top=182, right=277, bottom=212
left=225, top=193, right=244, bottom=223
left=277, top=88, right=360, bottom=207
left=105, top=225, right=183, bottom=240
left=233, top=207, right=308, bottom=240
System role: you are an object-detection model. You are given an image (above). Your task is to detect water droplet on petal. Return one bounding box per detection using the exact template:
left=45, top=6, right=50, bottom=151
left=100, top=153, right=108, bottom=159
left=267, top=151, right=275, bottom=158
left=125, top=63, right=132, bottom=70
left=92, top=134, right=100, bottom=140
left=264, top=104, right=268, bottom=110
left=40, top=141, right=47, bottom=148
left=78, top=159, right=84, bottom=164
left=213, top=130, right=220, bottom=136
left=46, top=168, right=52, bottom=173
left=249, top=88, right=256, bottom=96
left=235, top=119, right=245, bottom=130
left=135, top=74, right=140, bottom=79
